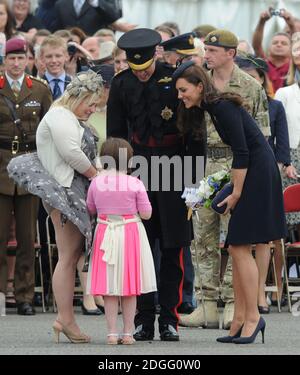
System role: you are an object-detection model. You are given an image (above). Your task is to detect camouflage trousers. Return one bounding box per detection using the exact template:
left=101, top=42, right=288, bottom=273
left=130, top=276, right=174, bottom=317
left=191, top=157, right=234, bottom=303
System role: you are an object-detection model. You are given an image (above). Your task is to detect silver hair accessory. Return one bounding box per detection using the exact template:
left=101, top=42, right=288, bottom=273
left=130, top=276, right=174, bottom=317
left=66, top=70, right=104, bottom=96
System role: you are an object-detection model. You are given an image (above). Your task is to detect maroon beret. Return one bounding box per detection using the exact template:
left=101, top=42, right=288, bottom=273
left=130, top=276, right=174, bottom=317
left=5, top=38, right=28, bottom=55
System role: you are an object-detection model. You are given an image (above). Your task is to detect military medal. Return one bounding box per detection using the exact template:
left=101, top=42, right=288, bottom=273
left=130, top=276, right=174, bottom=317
left=161, top=106, right=173, bottom=120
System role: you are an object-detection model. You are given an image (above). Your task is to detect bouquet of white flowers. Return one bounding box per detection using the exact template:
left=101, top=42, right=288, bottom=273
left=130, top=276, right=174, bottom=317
left=182, top=170, right=230, bottom=219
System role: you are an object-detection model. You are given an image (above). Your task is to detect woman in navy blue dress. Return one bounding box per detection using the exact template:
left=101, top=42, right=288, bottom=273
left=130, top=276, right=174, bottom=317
left=173, top=61, right=286, bottom=344
left=235, top=54, right=296, bottom=311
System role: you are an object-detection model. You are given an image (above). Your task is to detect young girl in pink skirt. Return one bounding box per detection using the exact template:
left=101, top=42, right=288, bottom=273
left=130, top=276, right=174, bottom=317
left=86, top=138, right=157, bottom=345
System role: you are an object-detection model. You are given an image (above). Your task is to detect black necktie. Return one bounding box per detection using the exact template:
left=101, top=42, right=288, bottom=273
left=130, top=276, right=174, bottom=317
left=52, top=79, right=62, bottom=100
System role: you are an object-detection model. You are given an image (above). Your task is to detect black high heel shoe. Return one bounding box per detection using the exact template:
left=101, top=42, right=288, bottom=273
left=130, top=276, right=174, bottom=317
left=232, top=317, right=266, bottom=344
left=216, top=325, right=243, bottom=343
left=271, top=295, right=287, bottom=307
left=258, top=305, right=270, bottom=314
left=96, top=304, right=105, bottom=314
left=81, top=303, right=103, bottom=316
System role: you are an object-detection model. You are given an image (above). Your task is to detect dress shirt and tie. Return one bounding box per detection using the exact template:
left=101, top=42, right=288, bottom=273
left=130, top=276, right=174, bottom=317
left=45, top=72, right=66, bottom=100
left=5, top=73, right=24, bottom=97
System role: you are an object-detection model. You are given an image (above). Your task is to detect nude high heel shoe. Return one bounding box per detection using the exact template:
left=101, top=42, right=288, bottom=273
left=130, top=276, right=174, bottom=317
left=52, top=320, right=91, bottom=344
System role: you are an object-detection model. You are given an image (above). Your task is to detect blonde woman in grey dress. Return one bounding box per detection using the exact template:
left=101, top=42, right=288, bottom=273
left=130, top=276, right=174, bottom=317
left=8, top=71, right=104, bottom=343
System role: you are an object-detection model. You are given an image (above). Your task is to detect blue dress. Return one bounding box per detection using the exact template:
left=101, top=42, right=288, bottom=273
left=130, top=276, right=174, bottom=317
left=204, top=100, right=287, bottom=245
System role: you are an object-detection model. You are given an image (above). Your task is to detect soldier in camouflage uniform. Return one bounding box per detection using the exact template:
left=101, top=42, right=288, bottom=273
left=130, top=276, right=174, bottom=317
left=180, top=30, right=271, bottom=329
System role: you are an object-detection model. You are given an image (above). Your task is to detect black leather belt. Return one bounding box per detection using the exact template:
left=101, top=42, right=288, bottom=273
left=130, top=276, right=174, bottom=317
left=207, top=147, right=232, bottom=159
left=0, top=140, right=36, bottom=154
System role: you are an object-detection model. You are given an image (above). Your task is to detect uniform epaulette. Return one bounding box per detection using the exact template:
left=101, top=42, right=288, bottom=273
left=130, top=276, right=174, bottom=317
left=30, top=75, right=49, bottom=87
left=0, top=75, right=5, bottom=89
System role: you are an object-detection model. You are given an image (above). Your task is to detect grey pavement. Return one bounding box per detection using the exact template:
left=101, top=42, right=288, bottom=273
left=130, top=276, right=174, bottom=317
left=0, top=306, right=300, bottom=355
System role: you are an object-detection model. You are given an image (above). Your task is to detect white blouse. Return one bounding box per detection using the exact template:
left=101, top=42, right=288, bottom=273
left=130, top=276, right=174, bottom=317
left=36, top=106, right=91, bottom=187
left=275, top=83, right=300, bottom=149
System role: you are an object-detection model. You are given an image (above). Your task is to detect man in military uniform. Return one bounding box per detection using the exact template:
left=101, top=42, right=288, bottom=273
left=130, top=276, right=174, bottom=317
left=180, top=29, right=271, bottom=329
left=0, top=38, right=52, bottom=315
left=160, top=32, right=199, bottom=66
left=107, top=28, right=205, bottom=341
left=160, top=32, right=202, bottom=315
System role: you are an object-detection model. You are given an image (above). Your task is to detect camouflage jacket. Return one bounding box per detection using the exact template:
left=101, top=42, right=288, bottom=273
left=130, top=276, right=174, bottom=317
left=206, top=64, right=270, bottom=147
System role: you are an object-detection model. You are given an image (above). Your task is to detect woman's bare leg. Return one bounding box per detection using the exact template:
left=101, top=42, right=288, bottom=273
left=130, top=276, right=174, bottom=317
left=229, top=245, right=260, bottom=337
left=228, top=257, right=245, bottom=336
left=51, top=209, right=84, bottom=332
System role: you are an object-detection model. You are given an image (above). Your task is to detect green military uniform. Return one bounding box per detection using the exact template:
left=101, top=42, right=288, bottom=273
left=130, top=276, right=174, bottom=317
left=189, top=30, right=270, bottom=325
left=0, top=73, right=52, bottom=305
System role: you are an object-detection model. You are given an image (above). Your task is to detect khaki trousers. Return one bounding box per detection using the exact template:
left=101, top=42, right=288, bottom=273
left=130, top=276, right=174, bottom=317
left=191, top=157, right=234, bottom=303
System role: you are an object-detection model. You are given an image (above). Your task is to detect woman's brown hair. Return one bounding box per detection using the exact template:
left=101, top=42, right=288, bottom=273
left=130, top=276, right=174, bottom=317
left=100, top=138, right=133, bottom=172
left=176, top=64, right=243, bottom=139
left=0, top=0, right=15, bottom=39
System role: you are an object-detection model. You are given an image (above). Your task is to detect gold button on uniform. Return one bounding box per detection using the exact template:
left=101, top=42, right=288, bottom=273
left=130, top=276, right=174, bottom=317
left=15, top=104, right=19, bottom=109
left=32, top=111, right=36, bottom=115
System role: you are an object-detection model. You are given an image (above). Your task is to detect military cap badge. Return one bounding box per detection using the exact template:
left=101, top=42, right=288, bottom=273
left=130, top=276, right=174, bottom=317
left=161, top=106, right=173, bottom=120
left=188, top=36, right=194, bottom=45
left=134, top=54, right=141, bottom=59
left=210, top=36, right=218, bottom=43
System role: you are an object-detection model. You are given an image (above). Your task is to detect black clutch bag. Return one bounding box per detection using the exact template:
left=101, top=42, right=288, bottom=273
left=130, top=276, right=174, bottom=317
left=211, top=183, right=234, bottom=214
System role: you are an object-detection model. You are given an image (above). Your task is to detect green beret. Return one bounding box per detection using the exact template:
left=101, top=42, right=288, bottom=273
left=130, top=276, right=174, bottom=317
left=193, top=24, right=216, bottom=38
left=204, top=29, right=238, bottom=48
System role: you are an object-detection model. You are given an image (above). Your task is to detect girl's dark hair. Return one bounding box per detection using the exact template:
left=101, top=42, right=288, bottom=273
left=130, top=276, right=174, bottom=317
left=175, top=65, right=243, bottom=138
left=100, top=137, right=133, bottom=171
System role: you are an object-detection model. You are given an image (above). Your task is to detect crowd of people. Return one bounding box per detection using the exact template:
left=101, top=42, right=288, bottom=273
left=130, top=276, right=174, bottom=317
left=0, top=0, right=300, bottom=346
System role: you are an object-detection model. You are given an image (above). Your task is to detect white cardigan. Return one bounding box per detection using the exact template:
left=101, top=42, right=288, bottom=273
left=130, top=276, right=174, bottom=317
left=36, top=106, right=92, bottom=187
left=275, top=83, right=300, bottom=149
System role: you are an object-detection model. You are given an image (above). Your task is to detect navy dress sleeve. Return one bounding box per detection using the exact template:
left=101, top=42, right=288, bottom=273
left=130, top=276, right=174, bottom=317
left=209, top=101, right=250, bottom=169
left=268, top=99, right=291, bottom=165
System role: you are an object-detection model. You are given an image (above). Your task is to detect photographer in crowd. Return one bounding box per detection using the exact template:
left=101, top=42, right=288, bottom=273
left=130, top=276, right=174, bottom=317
left=252, top=7, right=296, bottom=92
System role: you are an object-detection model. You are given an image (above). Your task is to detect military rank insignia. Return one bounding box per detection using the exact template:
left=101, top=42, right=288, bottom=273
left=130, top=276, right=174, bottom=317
left=161, top=106, right=173, bottom=120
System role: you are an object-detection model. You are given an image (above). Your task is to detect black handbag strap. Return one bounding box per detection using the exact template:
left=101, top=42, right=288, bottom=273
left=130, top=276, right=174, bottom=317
left=1, top=95, right=28, bottom=141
